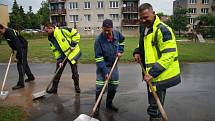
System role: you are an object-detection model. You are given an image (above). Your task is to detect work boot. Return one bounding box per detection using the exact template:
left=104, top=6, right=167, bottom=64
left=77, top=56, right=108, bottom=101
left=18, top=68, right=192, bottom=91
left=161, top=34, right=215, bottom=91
left=106, top=91, right=118, bottom=112
left=46, top=81, right=59, bottom=94
left=12, top=84, right=24, bottom=90
left=25, top=76, right=35, bottom=82
left=150, top=117, right=163, bottom=121
left=74, top=79, right=81, bottom=93
left=94, top=91, right=102, bottom=116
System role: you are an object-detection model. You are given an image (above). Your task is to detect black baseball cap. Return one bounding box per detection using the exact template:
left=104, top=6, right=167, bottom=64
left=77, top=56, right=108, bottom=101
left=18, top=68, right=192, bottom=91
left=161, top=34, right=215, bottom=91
left=102, top=19, right=113, bottom=28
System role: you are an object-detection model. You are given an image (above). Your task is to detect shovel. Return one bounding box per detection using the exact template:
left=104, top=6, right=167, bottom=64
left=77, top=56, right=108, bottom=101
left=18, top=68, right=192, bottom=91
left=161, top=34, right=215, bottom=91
left=0, top=52, right=13, bottom=100
left=74, top=57, right=119, bottom=121
left=32, top=49, right=73, bottom=100
left=140, top=63, right=169, bottom=121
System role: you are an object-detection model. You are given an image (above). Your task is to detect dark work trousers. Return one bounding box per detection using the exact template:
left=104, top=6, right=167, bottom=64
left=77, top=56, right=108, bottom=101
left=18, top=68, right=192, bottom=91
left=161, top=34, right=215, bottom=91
left=147, top=86, right=166, bottom=118
left=53, top=59, right=79, bottom=85
left=16, top=47, right=34, bottom=86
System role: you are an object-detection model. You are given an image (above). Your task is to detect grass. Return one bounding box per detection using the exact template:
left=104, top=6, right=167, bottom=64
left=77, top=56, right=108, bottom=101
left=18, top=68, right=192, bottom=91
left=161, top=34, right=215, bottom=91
left=0, top=106, right=27, bottom=121
left=0, top=37, right=215, bottom=63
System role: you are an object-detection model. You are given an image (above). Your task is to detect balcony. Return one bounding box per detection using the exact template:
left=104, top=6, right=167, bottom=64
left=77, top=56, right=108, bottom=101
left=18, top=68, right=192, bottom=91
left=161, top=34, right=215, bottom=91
left=122, top=6, right=138, bottom=13
left=212, top=1, right=215, bottom=9
left=122, top=19, right=139, bottom=26
left=50, top=9, right=66, bottom=15
left=48, top=0, right=66, bottom=3
left=51, top=21, right=67, bottom=26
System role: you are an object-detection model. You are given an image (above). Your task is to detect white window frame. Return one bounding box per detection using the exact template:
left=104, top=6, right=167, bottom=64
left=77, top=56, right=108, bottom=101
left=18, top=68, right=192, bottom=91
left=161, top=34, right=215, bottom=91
left=84, top=2, right=91, bottom=9
left=110, top=1, right=119, bottom=8
left=69, top=15, right=79, bottom=22
left=189, top=18, right=194, bottom=24
left=97, top=1, right=104, bottom=8
left=84, top=14, right=91, bottom=21
left=202, top=0, right=209, bottom=4
left=189, top=0, right=197, bottom=4
left=201, top=8, right=209, bottom=14
left=97, top=14, right=104, bottom=22
left=110, top=14, right=119, bottom=21
left=69, top=2, right=78, bottom=9
left=188, top=8, right=197, bottom=14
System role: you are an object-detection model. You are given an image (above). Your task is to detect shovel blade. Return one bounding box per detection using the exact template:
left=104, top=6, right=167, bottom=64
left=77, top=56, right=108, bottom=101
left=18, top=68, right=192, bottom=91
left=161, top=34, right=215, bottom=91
left=32, top=90, right=47, bottom=100
left=74, top=114, right=99, bottom=121
left=0, top=91, right=9, bottom=100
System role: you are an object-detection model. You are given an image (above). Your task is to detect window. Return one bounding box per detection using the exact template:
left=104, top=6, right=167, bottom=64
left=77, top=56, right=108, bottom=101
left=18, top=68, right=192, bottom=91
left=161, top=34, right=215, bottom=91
left=97, top=14, right=104, bottom=21
left=84, top=2, right=91, bottom=9
left=84, top=14, right=91, bottom=21
left=201, top=8, right=209, bottom=13
left=189, top=0, right=197, bottom=4
left=202, top=0, right=209, bottom=4
left=188, top=8, right=197, bottom=13
left=97, top=1, right=104, bottom=8
left=69, top=15, right=79, bottom=22
left=69, top=2, right=78, bottom=9
left=189, top=18, right=194, bottom=24
left=110, top=1, right=119, bottom=8
left=110, top=14, right=119, bottom=21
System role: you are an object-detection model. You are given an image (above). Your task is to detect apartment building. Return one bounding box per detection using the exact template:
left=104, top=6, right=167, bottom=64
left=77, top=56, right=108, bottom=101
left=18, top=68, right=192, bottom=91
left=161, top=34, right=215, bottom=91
left=173, top=0, right=215, bottom=24
left=48, top=0, right=139, bottom=36
left=0, top=4, right=9, bottom=27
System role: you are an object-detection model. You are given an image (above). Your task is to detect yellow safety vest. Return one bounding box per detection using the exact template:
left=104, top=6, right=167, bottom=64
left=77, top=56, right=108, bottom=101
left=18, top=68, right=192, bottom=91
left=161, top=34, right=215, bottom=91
left=144, top=16, right=181, bottom=88
left=50, top=27, right=81, bottom=64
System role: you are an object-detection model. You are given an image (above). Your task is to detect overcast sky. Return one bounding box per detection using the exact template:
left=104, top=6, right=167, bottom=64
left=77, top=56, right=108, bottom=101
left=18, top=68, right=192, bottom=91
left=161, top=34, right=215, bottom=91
left=0, top=0, right=174, bottom=15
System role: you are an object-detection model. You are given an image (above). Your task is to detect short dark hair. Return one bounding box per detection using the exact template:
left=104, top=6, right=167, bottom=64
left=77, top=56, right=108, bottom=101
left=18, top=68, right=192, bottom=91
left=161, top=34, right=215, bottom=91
left=0, top=24, right=5, bottom=29
left=43, top=22, right=55, bottom=28
left=138, top=3, right=153, bottom=12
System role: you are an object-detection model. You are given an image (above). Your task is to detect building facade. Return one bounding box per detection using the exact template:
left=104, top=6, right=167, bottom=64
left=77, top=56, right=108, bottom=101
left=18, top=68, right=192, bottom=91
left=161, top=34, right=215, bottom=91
left=48, top=0, right=139, bottom=36
left=0, top=4, right=9, bottom=27
left=173, top=0, right=215, bottom=24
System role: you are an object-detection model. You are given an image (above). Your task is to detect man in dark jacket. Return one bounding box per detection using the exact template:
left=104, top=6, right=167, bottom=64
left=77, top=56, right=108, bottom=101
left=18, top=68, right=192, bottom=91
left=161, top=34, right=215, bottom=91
left=0, top=24, right=35, bottom=90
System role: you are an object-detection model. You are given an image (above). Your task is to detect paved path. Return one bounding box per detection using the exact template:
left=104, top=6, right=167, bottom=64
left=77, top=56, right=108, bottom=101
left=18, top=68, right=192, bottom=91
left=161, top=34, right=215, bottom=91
left=0, top=63, right=215, bottom=121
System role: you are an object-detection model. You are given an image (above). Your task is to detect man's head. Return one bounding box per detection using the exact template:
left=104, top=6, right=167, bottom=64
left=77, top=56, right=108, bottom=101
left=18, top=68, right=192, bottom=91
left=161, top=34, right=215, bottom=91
left=138, top=3, right=156, bottom=27
left=43, top=22, right=55, bottom=34
left=0, top=24, right=6, bottom=35
left=102, top=19, right=113, bottom=38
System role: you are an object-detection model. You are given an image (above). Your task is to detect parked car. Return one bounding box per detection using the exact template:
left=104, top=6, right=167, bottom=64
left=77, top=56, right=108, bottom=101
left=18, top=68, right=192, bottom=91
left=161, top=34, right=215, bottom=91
left=21, top=29, right=39, bottom=33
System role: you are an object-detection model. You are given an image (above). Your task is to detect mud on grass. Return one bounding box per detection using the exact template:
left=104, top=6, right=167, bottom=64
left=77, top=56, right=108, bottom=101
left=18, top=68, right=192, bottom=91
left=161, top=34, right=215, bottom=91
left=0, top=106, right=27, bottom=121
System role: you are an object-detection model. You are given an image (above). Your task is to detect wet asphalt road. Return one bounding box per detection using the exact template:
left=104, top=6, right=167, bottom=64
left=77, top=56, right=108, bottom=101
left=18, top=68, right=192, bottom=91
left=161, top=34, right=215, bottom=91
left=0, top=63, right=215, bottom=121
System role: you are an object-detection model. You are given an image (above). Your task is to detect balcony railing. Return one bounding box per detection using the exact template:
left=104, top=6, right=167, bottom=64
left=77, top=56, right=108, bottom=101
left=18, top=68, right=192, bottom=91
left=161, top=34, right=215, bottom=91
left=48, top=0, right=66, bottom=3
left=212, top=1, right=215, bottom=9
left=122, top=19, right=139, bottom=26
left=122, top=6, right=138, bottom=13
left=51, top=21, right=67, bottom=26
left=50, top=9, right=66, bottom=15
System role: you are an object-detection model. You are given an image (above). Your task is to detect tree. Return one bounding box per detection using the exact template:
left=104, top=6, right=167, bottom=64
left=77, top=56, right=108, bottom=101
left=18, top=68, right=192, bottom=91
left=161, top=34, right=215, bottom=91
left=172, top=8, right=189, bottom=36
left=36, top=1, right=49, bottom=25
left=196, top=13, right=215, bottom=26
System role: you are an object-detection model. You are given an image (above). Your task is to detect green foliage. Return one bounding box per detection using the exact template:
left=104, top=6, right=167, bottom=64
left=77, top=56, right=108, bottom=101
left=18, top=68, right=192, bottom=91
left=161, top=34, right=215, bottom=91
left=172, top=8, right=189, bottom=36
left=156, top=12, right=165, bottom=18
left=196, top=13, right=215, bottom=26
left=0, top=106, right=26, bottom=121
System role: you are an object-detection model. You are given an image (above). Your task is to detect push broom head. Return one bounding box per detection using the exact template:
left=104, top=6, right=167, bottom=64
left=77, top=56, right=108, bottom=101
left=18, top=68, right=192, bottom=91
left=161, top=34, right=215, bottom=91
left=32, top=90, right=47, bottom=100
left=0, top=91, right=9, bottom=100
left=74, top=114, right=99, bottom=121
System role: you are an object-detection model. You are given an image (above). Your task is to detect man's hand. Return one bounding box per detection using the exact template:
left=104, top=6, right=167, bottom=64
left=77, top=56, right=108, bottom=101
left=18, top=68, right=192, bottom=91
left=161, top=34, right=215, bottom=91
left=105, top=74, right=109, bottom=81
left=144, top=73, right=153, bottom=82
left=117, top=52, right=123, bottom=57
left=134, top=54, right=141, bottom=63
left=59, top=63, right=64, bottom=68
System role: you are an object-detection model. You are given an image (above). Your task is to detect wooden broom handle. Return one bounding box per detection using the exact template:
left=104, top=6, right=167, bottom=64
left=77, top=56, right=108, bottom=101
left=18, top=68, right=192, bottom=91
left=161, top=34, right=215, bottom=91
left=140, top=63, right=169, bottom=121
left=91, top=56, right=119, bottom=116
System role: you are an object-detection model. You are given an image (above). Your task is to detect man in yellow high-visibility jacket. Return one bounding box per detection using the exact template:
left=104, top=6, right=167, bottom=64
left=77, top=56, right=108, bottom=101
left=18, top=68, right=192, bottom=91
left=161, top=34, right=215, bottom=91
left=43, top=23, right=81, bottom=94
left=133, top=3, right=181, bottom=121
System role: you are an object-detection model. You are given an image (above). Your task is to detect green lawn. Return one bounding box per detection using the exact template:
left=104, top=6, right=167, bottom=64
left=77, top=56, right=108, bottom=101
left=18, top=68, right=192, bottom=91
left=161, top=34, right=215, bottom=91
left=0, top=106, right=26, bottom=121
left=0, top=37, right=215, bottom=63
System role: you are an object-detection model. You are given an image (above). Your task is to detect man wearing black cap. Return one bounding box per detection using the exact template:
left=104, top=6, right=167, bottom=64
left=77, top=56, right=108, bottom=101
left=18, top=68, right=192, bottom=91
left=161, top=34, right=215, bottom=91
left=94, top=19, right=125, bottom=115
left=0, top=24, right=35, bottom=90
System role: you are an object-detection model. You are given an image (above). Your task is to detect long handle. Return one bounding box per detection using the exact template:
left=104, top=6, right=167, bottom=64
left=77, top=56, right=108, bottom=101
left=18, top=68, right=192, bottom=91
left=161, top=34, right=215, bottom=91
left=46, top=49, right=73, bottom=92
left=91, top=56, right=119, bottom=116
left=140, top=63, right=169, bottom=121
left=1, top=53, right=13, bottom=92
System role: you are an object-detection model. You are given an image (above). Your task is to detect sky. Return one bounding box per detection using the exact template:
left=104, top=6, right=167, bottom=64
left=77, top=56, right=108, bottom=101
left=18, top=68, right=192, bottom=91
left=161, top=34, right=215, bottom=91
left=0, top=0, right=175, bottom=15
